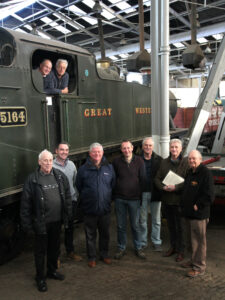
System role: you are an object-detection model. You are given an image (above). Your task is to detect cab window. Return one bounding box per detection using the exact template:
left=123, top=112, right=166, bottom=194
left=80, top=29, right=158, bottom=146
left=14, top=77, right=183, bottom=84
left=32, top=49, right=76, bottom=94
left=0, top=33, right=15, bottom=66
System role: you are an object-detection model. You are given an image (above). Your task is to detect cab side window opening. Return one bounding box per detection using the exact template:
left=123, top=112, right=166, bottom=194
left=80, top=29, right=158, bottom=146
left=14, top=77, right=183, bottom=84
left=0, top=33, right=15, bottom=66
left=32, top=49, right=76, bottom=94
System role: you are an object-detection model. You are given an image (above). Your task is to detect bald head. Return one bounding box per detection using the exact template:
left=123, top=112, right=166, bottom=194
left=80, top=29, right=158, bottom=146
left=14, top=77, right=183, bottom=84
left=39, top=59, right=52, bottom=76
left=188, top=150, right=202, bottom=171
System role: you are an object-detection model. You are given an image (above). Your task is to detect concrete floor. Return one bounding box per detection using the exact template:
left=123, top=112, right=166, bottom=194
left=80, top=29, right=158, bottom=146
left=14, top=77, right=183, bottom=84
left=1, top=205, right=225, bottom=300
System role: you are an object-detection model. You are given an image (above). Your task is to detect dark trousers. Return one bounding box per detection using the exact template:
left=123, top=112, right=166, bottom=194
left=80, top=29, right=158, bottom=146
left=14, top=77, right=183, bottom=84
left=164, top=204, right=184, bottom=253
left=34, top=221, right=61, bottom=280
left=84, top=213, right=110, bottom=261
left=64, top=201, right=77, bottom=254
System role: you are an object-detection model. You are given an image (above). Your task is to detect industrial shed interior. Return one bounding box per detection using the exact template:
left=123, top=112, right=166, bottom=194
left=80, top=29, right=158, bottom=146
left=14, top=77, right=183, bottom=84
left=2, top=3, right=225, bottom=298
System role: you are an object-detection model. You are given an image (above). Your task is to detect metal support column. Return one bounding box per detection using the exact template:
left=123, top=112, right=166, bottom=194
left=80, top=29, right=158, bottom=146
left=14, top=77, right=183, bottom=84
left=160, top=0, right=170, bottom=158
left=151, top=0, right=160, bottom=154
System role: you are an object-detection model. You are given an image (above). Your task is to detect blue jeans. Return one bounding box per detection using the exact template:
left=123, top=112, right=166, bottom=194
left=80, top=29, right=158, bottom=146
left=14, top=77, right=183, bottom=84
left=139, top=192, right=162, bottom=247
left=115, top=198, right=142, bottom=251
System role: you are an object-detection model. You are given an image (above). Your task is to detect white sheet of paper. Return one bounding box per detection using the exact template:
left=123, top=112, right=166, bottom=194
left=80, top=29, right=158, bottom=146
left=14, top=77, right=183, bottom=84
left=162, top=170, right=184, bottom=186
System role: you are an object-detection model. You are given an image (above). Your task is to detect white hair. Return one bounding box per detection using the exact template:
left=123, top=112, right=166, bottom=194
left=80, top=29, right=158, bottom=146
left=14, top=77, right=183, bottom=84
left=89, top=143, right=103, bottom=152
left=142, top=137, right=154, bottom=145
left=38, top=149, right=53, bottom=160
left=170, top=138, right=182, bottom=147
left=56, top=59, right=68, bottom=68
left=188, top=149, right=202, bottom=160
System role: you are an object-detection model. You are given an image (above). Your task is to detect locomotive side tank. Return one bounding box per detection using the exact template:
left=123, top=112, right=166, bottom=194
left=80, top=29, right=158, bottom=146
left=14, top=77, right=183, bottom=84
left=0, top=27, right=151, bottom=263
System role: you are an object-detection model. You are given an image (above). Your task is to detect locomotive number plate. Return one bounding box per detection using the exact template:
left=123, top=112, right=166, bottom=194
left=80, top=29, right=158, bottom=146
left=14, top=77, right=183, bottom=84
left=0, top=107, right=27, bottom=127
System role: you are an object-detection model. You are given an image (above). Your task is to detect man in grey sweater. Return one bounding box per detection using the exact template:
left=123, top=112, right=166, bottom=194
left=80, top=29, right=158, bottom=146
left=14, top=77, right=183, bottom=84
left=53, top=142, right=82, bottom=262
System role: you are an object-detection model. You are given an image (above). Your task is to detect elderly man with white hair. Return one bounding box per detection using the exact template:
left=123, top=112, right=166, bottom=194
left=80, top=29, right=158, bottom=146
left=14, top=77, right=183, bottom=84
left=44, top=58, right=69, bottom=94
left=181, top=150, right=214, bottom=278
left=155, top=139, right=189, bottom=262
left=20, top=149, right=72, bottom=292
left=76, top=143, right=116, bottom=268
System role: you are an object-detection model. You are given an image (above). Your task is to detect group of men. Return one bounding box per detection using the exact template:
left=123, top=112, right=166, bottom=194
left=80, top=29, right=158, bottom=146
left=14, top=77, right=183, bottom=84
left=20, top=138, right=214, bottom=293
left=38, top=58, right=69, bottom=94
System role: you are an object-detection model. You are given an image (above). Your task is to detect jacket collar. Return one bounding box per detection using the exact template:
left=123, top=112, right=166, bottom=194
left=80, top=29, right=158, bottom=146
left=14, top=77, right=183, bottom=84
left=85, top=156, right=108, bottom=169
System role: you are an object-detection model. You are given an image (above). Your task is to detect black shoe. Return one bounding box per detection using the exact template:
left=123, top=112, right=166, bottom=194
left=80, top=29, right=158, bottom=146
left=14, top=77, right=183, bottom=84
left=47, top=271, right=65, bottom=281
left=114, top=250, right=126, bottom=260
left=36, top=279, right=47, bottom=292
left=135, top=249, right=146, bottom=259
left=163, top=248, right=176, bottom=257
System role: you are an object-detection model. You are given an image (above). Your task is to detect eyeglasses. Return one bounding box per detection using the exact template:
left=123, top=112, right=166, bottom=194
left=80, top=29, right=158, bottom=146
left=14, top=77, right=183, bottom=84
left=42, top=159, right=53, bottom=163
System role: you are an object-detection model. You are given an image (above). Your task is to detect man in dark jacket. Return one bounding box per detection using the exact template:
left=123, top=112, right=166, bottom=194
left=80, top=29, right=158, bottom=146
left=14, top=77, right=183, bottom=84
left=155, top=139, right=189, bottom=262
left=139, top=137, right=162, bottom=251
left=181, top=150, right=214, bottom=277
left=44, top=59, right=69, bottom=94
left=113, top=140, right=146, bottom=260
left=75, top=143, right=115, bottom=268
left=20, top=150, right=72, bottom=292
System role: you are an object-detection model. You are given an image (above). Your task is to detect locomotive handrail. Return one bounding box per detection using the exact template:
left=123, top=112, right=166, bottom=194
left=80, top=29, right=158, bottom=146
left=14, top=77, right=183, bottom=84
left=60, top=99, right=70, bottom=143
left=77, top=101, right=98, bottom=104
left=0, top=86, right=21, bottom=90
left=41, top=99, right=50, bottom=149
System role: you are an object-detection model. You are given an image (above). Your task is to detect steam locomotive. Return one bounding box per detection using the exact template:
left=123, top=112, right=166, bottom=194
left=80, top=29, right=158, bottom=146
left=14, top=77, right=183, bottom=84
left=0, top=27, right=152, bottom=263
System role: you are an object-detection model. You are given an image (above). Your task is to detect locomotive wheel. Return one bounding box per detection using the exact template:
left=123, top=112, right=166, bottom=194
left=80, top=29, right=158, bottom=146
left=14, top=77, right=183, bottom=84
left=0, top=216, right=25, bottom=265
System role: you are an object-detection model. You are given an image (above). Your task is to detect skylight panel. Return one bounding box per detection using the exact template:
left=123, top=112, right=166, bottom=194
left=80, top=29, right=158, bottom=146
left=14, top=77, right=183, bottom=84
left=15, top=28, right=27, bottom=33
left=197, top=37, right=208, bottom=43
left=213, top=33, right=223, bottom=40
left=41, top=16, right=55, bottom=25
left=67, top=5, right=97, bottom=25
left=119, top=53, right=129, bottom=58
left=143, top=0, right=151, bottom=7
left=83, top=16, right=97, bottom=25
left=173, top=42, right=184, bottom=48
left=37, top=31, right=51, bottom=39
left=101, top=9, right=114, bottom=20
left=82, top=0, right=114, bottom=20
left=11, top=13, right=24, bottom=22
left=24, top=24, right=33, bottom=31
left=109, top=56, right=118, bottom=60
left=0, top=0, right=36, bottom=21
left=55, top=25, right=71, bottom=34
left=82, top=0, right=95, bottom=9
left=53, top=13, right=82, bottom=30
left=108, top=0, right=136, bottom=14
left=41, top=16, right=71, bottom=34
left=68, top=5, right=85, bottom=16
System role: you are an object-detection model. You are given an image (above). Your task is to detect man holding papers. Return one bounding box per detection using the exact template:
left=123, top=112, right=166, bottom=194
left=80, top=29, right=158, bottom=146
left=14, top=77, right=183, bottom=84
left=155, top=139, right=189, bottom=262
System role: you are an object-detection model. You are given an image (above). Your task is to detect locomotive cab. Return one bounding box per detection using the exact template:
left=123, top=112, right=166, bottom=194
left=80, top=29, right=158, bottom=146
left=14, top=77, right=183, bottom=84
left=31, top=49, right=77, bottom=94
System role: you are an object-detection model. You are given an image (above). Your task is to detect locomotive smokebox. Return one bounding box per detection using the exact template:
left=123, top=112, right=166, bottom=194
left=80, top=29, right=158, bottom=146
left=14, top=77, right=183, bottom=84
left=182, top=44, right=205, bottom=70
left=126, top=50, right=150, bottom=72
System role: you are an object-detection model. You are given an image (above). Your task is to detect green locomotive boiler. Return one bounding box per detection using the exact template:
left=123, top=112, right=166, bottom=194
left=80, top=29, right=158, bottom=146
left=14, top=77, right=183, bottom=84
left=0, top=27, right=151, bottom=263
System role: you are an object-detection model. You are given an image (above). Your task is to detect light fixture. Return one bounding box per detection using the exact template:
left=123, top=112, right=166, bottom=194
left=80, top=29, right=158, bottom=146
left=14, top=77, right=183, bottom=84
left=120, top=34, right=127, bottom=45
left=205, top=44, right=211, bottom=54
left=93, top=0, right=102, bottom=13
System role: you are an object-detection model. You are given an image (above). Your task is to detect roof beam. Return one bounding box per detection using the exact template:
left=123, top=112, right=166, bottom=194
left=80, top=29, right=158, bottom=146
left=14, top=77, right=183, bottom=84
left=169, top=6, right=191, bottom=28
left=99, top=1, right=149, bottom=40
left=94, top=21, right=225, bottom=58
left=53, top=11, right=116, bottom=50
